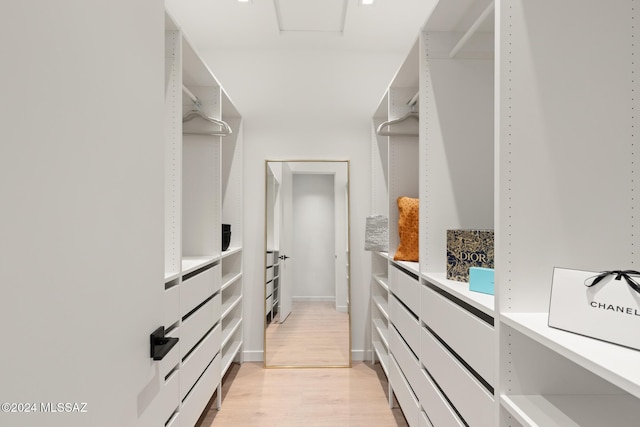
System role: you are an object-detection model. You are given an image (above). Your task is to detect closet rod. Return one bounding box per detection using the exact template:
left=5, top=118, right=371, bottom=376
left=407, top=91, right=419, bottom=108
left=449, top=1, right=494, bottom=58
left=182, top=85, right=201, bottom=108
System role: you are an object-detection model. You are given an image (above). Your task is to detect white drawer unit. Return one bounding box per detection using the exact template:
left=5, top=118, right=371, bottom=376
left=390, top=294, right=420, bottom=355
left=266, top=266, right=274, bottom=282
left=390, top=325, right=421, bottom=389
left=390, top=354, right=421, bottom=427
left=420, top=282, right=495, bottom=386
left=160, top=326, right=180, bottom=378
left=180, top=323, right=221, bottom=400
left=181, top=293, right=221, bottom=358
left=181, top=353, right=221, bottom=427
left=266, top=279, right=274, bottom=297
left=266, top=251, right=274, bottom=267
left=181, top=263, right=221, bottom=316
left=389, top=263, right=420, bottom=315
left=421, top=327, right=494, bottom=426
left=414, top=367, right=465, bottom=427
left=162, top=370, right=180, bottom=425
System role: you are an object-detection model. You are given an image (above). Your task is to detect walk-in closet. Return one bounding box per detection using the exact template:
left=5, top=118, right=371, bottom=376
left=2, top=1, right=638, bottom=426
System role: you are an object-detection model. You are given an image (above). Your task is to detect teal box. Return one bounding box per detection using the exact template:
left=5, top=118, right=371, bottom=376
left=469, top=267, right=494, bottom=295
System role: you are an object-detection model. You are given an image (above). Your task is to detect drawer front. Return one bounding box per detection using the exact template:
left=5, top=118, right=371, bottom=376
left=390, top=325, right=421, bottom=388
left=266, top=280, right=274, bottom=297
left=181, top=293, right=220, bottom=358
left=161, top=370, right=180, bottom=425
left=181, top=353, right=221, bottom=427
left=166, top=411, right=179, bottom=427
left=414, top=368, right=464, bottom=427
left=266, top=295, right=273, bottom=313
left=160, top=327, right=180, bottom=379
left=420, top=410, right=434, bottom=427
left=267, top=252, right=274, bottom=267
left=181, top=264, right=221, bottom=316
left=389, top=264, right=420, bottom=315
left=421, top=328, right=494, bottom=426
left=421, top=284, right=495, bottom=385
left=266, top=267, right=274, bottom=282
left=164, top=284, right=180, bottom=327
left=390, top=355, right=420, bottom=427
left=390, top=295, right=420, bottom=355
left=181, top=323, right=221, bottom=400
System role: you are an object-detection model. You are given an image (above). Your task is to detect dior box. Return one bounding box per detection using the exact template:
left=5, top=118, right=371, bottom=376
left=446, top=229, right=494, bottom=282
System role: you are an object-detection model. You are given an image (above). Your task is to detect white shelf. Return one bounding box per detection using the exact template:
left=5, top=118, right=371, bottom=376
left=421, top=272, right=495, bottom=317
left=373, top=340, right=389, bottom=376
left=375, top=251, right=392, bottom=261
left=181, top=256, right=216, bottom=276
left=221, top=246, right=242, bottom=259
left=221, top=295, right=242, bottom=320
left=221, top=340, right=242, bottom=377
left=372, top=295, right=389, bottom=320
left=501, top=394, right=640, bottom=427
left=373, top=318, right=389, bottom=348
left=373, top=274, right=390, bottom=292
left=221, top=317, right=242, bottom=349
left=221, top=272, right=242, bottom=291
left=502, top=313, right=640, bottom=398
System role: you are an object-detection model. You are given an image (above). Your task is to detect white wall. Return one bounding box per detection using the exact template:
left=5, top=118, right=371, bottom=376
left=292, top=173, right=335, bottom=299
left=201, top=48, right=405, bottom=361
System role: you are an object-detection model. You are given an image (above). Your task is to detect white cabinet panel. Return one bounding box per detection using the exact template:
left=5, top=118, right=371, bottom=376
left=390, top=264, right=420, bottom=315
left=390, top=295, right=420, bottom=355
left=421, top=327, right=494, bottom=426
left=181, top=264, right=221, bottom=315
left=421, top=283, right=494, bottom=385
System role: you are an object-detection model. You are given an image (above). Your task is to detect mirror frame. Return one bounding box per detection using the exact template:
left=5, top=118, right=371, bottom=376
left=263, top=159, right=351, bottom=368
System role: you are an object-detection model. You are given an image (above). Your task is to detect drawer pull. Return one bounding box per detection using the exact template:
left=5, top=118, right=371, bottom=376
left=150, top=326, right=179, bottom=361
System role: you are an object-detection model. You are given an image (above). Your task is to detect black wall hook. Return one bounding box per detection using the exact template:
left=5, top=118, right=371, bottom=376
left=150, top=326, right=179, bottom=361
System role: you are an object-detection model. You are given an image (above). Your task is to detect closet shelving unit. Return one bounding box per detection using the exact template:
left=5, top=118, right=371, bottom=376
left=496, top=0, right=640, bottom=426
left=163, top=10, right=243, bottom=427
left=373, top=0, right=640, bottom=426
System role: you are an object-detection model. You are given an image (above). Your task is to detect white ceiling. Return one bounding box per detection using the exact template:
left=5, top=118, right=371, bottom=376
left=165, top=0, right=438, bottom=53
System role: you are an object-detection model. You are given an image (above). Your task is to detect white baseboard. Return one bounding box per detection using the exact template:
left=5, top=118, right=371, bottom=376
left=336, top=305, right=348, bottom=313
left=242, top=350, right=264, bottom=362
left=292, top=296, right=336, bottom=302
left=351, top=349, right=369, bottom=362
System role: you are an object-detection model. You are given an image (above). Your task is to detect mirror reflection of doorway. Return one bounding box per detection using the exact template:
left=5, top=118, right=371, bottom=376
left=264, top=161, right=350, bottom=368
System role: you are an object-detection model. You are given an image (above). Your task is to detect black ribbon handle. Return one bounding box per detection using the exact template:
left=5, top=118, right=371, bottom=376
left=585, top=270, right=640, bottom=294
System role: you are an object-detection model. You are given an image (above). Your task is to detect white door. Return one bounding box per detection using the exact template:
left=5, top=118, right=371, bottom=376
left=0, top=2, right=167, bottom=426
left=278, top=162, right=294, bottom=323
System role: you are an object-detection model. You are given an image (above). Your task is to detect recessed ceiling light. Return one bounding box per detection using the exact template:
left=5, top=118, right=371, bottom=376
left=360, top=0, right=375, bottom=5
left=238, top=0, right=251, bottom=3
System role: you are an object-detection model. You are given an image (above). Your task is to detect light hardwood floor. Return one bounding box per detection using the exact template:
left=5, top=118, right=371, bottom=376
left=265, top=301, right=350, bottom=366
left=196, top=362, right=409, bottom=427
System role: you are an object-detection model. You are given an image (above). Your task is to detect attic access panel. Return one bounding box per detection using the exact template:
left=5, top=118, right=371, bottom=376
left=274, top=0, right=348, bottom=33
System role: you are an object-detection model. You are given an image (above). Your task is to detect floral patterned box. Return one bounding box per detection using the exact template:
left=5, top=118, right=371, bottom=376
left=446, top=229, right=494, bottom=282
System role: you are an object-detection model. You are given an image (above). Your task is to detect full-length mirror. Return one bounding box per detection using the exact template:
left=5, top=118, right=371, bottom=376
left=264, top=160, right=351, bottom=368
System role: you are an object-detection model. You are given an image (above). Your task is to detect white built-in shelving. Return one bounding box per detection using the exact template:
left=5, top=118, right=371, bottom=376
left=162, top=8, right=243, bottom=427
left=373, top=0, right=640, bottom=426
